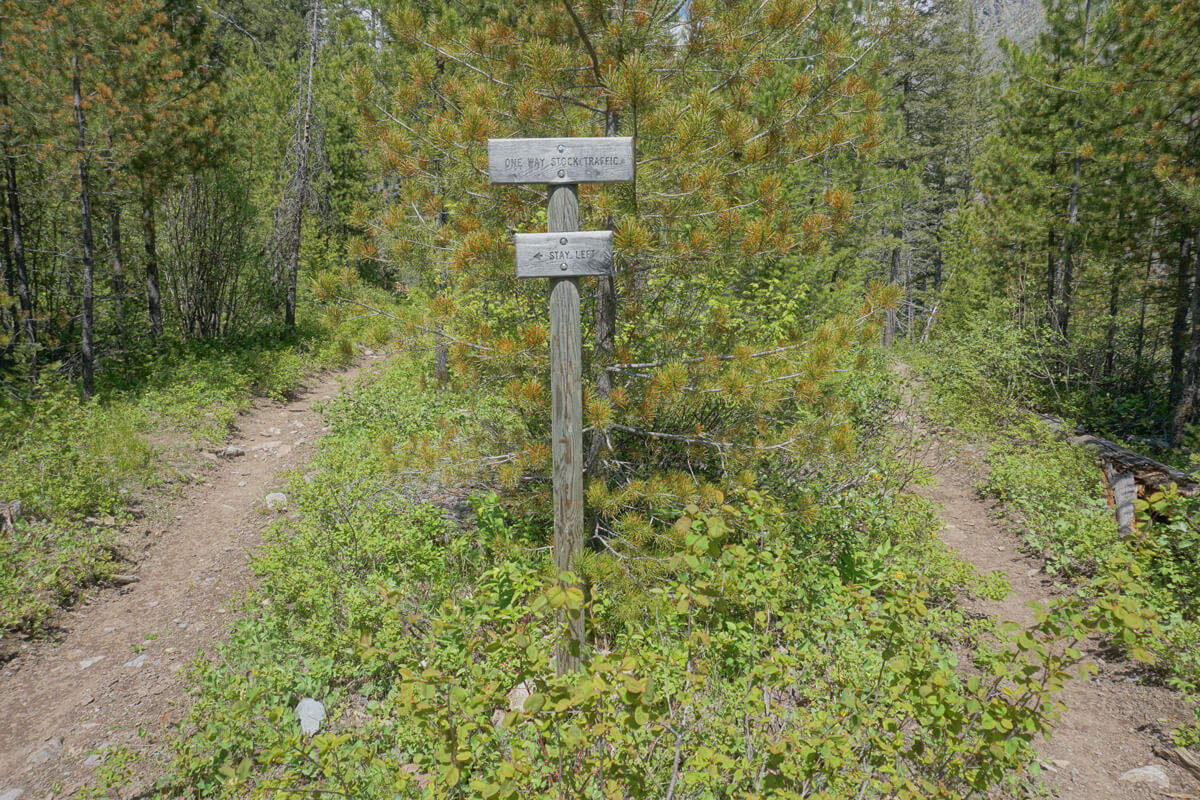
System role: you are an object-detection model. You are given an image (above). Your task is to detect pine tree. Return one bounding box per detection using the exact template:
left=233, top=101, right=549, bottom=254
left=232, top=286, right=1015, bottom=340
left=339, top=0, right=901, bottom=599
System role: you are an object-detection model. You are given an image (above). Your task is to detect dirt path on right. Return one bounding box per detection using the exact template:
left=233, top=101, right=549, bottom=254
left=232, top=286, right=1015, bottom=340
left=913, top=432, right=1197, bottom=799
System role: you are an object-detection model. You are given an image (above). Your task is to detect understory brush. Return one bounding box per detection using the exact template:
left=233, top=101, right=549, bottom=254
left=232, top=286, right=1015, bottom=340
left=152, top=353, right=1156, bottom=799
left=0, top=313, right=375, bottom=635
left=918, top=317, right=1200, bottom=745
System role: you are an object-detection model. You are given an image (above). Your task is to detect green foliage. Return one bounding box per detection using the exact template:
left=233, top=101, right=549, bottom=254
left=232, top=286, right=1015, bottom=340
left=913, top=315, right=1042, bottom=431
left=0, top=380, right=155, bottom=521
left=0, top=520, right=120, bottom=633
left=982, top=418, right=1124, bottom=578
left=148, top=353, right=1164, bottom=799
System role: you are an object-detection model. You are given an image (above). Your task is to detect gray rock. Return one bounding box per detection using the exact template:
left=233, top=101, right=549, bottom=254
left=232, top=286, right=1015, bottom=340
left=83, top=753, right=105, bottom=767
left=274, top=445, right=292, bottom=458
left=296, top=697, right=325, bottom=736
left=221, top=446, right=245, bottom=458
left=0, top=789, right=26, bottom=800
left=265, top=492, right=288, bottom=511
left=124, top=654, right=146, bottom=668
left=78, top=656, right=103, bottom=669
left=26, top=738, right=61, bottom=764
left=1119, top=765, right=1169, bottom=789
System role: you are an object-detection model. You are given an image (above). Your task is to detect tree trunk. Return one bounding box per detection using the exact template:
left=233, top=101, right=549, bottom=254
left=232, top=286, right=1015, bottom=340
left=73, top=54, right=95, bottom=399
left=1169, top=234, right=1192, bottom=411
left=141, top=179, right=163, bottom=339
left=1103, top=259, right=1120, bottom=381
left=107, top=197, right=125, bottom=349
left=1133, top=218, right=1157, bottom=385
left=883, top=236, right=900, bottom=347
left=1046, top=153, right=1058, bottom=332
left=588, top=103, right=619, bottom=471
left=0, top=193, right=13, bottom=342
left=0, top=41, right=35, bottom=370
left=284, top=1, right=320, bottom=331
left=1172, top=226, right=1200, bottom=449
left=433, top=56, right=449, bottom=385
left=1057, top=0, right=1091, bottom=342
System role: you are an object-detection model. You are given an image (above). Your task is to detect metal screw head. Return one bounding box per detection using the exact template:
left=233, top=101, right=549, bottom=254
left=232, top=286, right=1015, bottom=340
left=560, top=263, right=568, bottom=271
left=557, top=169, right=565, bottom=177
left=557, top=144, right=565, bottom=153
left=560, top=237, right=567, bottom=245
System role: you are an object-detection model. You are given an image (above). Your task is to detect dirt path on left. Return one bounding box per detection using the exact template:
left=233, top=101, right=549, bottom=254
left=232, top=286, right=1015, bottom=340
left=0, top=361, right=373, bottom=799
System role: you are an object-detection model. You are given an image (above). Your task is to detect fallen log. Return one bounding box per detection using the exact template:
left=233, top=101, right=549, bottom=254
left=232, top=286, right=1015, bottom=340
left=1036, top=414, right=1199, bottom=535
left=1065, top=431, right=1198, bottom=496
left=1152, top=744, right=1200, bottom=782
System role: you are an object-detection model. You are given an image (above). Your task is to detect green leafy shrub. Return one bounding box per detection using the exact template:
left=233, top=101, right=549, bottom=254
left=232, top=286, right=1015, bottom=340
left=913, top=316, right=1041, bottom=432
left=153, top=355, right=1160, bottom=800
left=981, top=417, right=1124, bottom=577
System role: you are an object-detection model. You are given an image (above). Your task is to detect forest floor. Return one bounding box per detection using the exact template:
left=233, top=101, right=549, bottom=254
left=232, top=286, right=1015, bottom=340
left=0, top=359, right=376, bottom=800
left=908, top=395, right=1199, bottom=799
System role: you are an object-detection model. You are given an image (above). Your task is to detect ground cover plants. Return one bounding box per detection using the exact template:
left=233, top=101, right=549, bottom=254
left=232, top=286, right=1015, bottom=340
left=142, top=347, right=1162, bottom=800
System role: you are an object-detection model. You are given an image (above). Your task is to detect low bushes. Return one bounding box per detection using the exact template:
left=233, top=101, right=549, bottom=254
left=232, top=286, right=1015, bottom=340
left=152, top=353, right=1154, bottom=799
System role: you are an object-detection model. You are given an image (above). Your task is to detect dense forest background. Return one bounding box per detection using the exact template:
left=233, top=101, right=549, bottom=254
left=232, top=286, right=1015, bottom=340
left=1, top=0, right=1197, bottom=449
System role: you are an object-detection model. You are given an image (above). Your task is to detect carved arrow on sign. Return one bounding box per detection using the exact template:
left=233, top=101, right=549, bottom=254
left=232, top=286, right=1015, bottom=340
left=514, top=231, right=613, bottom=278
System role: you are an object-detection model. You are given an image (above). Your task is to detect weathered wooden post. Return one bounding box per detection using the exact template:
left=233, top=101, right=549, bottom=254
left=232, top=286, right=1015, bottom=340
left=488, top=136, right=634, bottom=674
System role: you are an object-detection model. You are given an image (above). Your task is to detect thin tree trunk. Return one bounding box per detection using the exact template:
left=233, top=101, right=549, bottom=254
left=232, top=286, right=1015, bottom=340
left=433, top=56, right=449, bottom=385
left=1103, top=260, right=1120, bottom=380
left=73, top=53, right=95, bottom=399
left=141, top=179, right=163, bottom=339
left=285, top=1, right=320, bottom=331
left=1046, top=150, right=1059, bottom=331
left=1171, top=226, right=1200, bottom=449
left=1133, top=218, right=1157, bottom=384
left=0, top=184, right=13, bottom=343
left=883, top=236, right=900, bottom=347
left=588, top=103, right=619, bottom=470
left=904, top=246, right=913, bottom=336
left=0, top=29, right=35, bottom=371
left=107, top=195, right=125, bottom=350
left=1057, top=0, right=1091, bottom=342
left=1169, top=234, right=1191, bottom=410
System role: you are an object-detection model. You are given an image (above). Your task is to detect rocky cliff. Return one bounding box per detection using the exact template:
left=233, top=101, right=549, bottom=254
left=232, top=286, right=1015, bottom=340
left=973, top=0, right=1045, bottom=64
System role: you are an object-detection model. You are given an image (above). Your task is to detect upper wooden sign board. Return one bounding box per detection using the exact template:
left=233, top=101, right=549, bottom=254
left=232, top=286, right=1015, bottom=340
left=515, top=231, right=612, bottom=278
left=488, top=137, right=634, bottom=185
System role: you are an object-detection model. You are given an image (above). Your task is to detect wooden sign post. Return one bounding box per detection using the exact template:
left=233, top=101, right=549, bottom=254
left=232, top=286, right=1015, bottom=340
left=489, top=136, right=634, bottom=674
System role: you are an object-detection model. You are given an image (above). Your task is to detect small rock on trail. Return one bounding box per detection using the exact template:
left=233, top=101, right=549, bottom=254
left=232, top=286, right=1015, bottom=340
left=265, top=492, right=288, bottom=511
left=1119, top=765, right=1169, bottom=789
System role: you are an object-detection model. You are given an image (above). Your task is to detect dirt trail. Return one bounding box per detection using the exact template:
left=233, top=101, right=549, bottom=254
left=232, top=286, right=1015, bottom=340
left=911, top=418, right=1197, bottom=798
left=0, top=361, right=373, bottom=799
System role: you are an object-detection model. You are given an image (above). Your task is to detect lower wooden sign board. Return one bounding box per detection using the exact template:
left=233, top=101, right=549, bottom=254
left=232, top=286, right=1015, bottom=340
left=515, top=231, right=613, bottom=278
